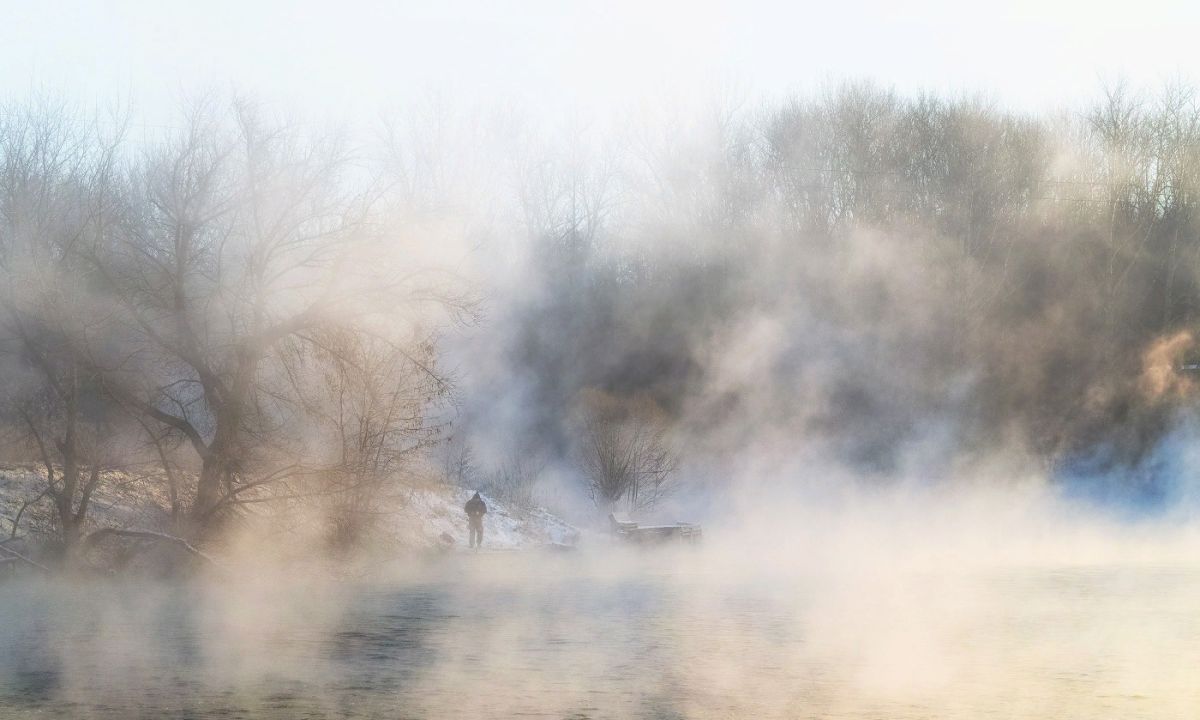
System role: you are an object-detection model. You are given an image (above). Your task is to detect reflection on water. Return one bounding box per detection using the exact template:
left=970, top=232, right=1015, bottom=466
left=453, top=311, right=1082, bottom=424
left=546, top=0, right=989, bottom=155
left=2, top=554, right=1199, bottom=719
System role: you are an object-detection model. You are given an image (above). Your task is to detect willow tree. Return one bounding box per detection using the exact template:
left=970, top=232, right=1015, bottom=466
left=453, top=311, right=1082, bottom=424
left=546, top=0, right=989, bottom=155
left=98, top=99, right=457, bottom=539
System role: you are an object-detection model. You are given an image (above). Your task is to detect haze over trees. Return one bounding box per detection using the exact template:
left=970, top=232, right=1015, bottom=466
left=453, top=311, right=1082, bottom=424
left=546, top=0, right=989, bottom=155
left=487, top=82, right=1200, bottom=490
left=0, top=98, right=463, bottom=561
left=4, top=81, right=1200, bottom=565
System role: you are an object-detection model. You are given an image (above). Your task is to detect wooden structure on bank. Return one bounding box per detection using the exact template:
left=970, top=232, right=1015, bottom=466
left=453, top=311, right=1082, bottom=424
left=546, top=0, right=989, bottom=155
left=609, top=514, right=702, bottom=545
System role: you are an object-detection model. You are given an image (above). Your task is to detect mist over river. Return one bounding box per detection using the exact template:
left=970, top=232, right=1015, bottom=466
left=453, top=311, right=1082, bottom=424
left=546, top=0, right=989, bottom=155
left=4, top=1, right=1200, bottom=718
left=3, top=548, right=1199, bottom=720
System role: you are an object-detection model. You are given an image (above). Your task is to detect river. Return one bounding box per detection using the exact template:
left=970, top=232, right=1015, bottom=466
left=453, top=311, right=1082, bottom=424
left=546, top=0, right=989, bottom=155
left=1, top=550, right=1198, bottom=719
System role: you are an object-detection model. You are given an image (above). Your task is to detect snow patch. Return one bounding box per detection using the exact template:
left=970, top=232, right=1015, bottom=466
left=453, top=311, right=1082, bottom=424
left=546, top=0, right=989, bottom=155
left=0, top=466, right=579, bottom=553
left=391, top=486, right=580, bottom=550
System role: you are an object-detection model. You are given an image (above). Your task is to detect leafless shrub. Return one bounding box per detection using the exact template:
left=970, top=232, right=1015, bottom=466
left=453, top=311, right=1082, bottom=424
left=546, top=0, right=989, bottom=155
left=574, top=391, right=677, bottom=513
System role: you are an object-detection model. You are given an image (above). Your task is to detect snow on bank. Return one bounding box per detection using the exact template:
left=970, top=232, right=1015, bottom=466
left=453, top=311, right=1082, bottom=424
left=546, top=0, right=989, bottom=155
left=0, top=466, right=578, bottom=553
left=390, top=486, right=580, bottom=550
left=0, top=465, right=172, bottom=539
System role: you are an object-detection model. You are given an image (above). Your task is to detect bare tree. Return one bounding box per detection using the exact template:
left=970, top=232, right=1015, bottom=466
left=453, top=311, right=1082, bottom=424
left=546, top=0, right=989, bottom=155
left=306, top=329, right=448, bottom=549
left=575, top=392, right=677, bottom=513
left=94, top=98, right=459, bottom=539
left=0, top=99, right=126, bottom=560
left=484, top=448, right=547, bottom=510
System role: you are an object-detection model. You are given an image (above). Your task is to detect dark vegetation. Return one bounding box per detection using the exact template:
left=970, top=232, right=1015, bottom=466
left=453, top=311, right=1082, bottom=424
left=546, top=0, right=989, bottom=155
left=497, top=82, right=1200, bottom=483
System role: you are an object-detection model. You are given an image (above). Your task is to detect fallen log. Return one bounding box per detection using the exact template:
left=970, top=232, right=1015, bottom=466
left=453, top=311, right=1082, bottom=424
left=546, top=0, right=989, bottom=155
left=0, top=543, right=51, bottom=573
left=83, top=529, right=226, bottom=572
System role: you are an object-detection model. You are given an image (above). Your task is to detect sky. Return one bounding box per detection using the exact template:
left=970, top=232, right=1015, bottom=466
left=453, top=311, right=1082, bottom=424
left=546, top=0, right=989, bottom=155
left=1, top=0, right=1198, bottom=126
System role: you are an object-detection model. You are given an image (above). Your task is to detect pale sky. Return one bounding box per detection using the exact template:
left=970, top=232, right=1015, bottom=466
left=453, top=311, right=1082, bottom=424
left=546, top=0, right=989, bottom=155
left=2, top=0, right=1198, bottom=125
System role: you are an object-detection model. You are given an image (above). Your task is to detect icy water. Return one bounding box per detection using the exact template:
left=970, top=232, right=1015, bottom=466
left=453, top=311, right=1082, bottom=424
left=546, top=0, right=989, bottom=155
left=2, top=553, right=1199, bottom=719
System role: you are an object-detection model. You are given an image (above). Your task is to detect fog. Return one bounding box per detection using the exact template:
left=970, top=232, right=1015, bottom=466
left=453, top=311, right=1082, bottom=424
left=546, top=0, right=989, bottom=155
left=5, top=78, right=1200, bottom=717
left=6, top=495, right=1200, bottom=718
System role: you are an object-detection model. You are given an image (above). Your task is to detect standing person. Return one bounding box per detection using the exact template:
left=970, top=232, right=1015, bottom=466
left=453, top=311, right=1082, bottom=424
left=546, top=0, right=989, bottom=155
left=465, top=492, right=487, bottom=549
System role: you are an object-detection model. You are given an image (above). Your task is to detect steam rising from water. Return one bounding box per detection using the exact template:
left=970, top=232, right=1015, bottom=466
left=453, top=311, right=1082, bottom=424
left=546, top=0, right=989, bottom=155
left=6, top=493, right=1200, bottom=719
left=7, top=81, right=1200, bottom=717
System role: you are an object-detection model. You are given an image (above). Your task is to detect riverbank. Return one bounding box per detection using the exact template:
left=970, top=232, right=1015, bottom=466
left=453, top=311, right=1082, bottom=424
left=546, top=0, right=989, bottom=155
left=0, top=465, right=579, bottom=568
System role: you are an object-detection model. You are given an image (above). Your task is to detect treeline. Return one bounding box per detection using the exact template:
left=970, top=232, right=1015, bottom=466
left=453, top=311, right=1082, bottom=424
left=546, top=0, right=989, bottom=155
left=6, top=82, right=1200, bottom=563
left=495, top=82, right=1200, bottom=484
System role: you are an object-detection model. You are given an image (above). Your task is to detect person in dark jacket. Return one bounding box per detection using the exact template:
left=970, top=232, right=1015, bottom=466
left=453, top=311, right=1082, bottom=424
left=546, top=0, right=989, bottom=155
left=465, top=492, right=487, bottom=549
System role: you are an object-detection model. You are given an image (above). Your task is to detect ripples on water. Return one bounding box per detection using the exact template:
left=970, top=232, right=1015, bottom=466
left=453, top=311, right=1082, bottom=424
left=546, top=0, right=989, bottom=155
left=2, top=554, right=1199, bottom=719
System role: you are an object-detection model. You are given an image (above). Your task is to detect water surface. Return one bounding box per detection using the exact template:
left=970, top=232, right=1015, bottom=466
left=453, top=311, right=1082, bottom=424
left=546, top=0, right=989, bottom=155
left=2, top=553, right=1198, bottom=719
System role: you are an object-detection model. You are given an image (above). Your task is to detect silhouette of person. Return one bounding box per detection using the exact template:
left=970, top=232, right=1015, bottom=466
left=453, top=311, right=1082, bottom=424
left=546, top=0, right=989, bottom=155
left=464, top=491, right=487, bottom=549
